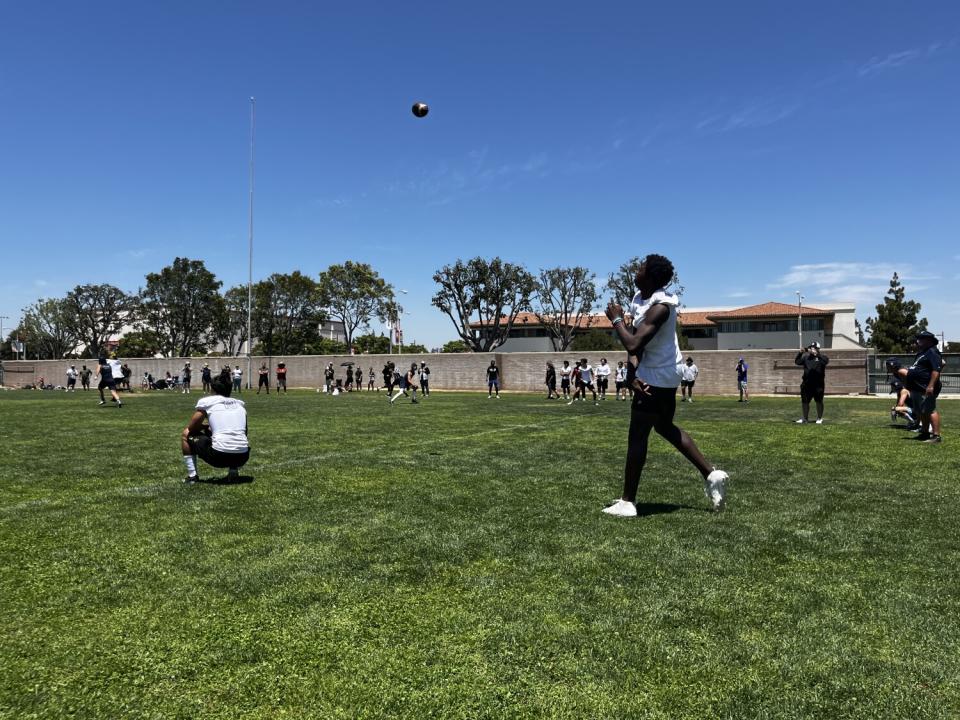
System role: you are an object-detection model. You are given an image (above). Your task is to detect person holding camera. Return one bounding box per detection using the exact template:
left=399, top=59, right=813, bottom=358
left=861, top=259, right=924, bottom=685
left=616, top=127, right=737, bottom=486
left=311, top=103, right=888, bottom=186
left=795, top=341, right=830, bottom=424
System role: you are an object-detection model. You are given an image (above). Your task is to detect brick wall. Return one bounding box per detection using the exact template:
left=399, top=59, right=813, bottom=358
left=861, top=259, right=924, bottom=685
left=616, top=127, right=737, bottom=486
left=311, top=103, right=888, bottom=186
left=3, top=349, right=869, bottom=395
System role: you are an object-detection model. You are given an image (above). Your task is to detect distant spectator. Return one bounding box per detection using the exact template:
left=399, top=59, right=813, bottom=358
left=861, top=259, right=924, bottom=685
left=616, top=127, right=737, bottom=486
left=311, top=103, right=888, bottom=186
left=559, top=360, right=573, bottom=400
left=121, top=363, right=132, bottom=391
left=615, top=361, right=627, bottom=401
left=680, top=356, right=699, bottom=403
left=736, top=358, right=749, bottom=403
left=545, top=361, right=558, bottom=399
left=181, top=362, right=193, bottom=395
left=324, top=363, right=335, bottom=394
left=419, top=362, right=431, bottom=397
left=201, top=363, right=213, bottom=393
left=80, top=365, right=92, bottom=391
left=276, top=361, right=288, bottom=394
left=368, top=367, right=376, bottom=391
left=355, top=366, right=363, bottom=391
left=344, top=366, right=354, bottom=391
left=66, top=365, right=78, bottom=392
left=257, top=363, right=270, bottom=394
left=232, top=365, right=243, bottom=394
left=596, top=358, right=611, bottom=400
left=486, top=360, right=501, bottom=399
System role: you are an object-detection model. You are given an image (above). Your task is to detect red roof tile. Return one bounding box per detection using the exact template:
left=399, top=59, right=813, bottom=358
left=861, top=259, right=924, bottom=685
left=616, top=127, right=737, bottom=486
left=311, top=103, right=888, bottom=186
left=706, top=301, right=828, bottom=319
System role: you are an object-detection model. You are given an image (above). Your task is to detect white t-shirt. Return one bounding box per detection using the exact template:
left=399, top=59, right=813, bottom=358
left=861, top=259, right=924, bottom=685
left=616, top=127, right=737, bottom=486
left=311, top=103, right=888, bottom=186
left=579, top=364, right=594, bottom=383
left=615, top=367, right=627, bottom=382
left=596, top=363, right=611, bottom=378
left=682, top=363, right=699, bottom=382
left=630, top=288, right=683, bottom=388
left=66, top=367, right=78, bottom=379
left=195, top=395, right=249, bottom=453
left=107, top=359, right=124, bottom=380
left=560, top=366, right=573, bottom=381
left=232, top=368, right=243, bottom=380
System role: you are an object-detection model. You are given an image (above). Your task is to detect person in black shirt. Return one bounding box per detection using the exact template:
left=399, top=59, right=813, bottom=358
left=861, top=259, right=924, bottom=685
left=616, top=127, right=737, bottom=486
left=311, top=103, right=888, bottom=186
left=323, top=363, right=335, bottom=394
left=486, top=360, right=501, bottom=399
left=887, top=330, right=943, bottom=443
left=201, top=363, right=213, bottom=393
left=382, top=362, right=393, bottom=395
left=795, top=342, right=829, bottom=424
left=545, top=361, right=558, bottom=399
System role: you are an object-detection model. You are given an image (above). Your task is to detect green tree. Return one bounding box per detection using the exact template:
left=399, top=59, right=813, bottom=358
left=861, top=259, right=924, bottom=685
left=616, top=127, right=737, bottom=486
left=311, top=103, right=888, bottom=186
left=532, top=266, right=598, bottom=351
left=209, top=286, right=250, bottom=357
left=399, top=342, right=428, bottom=355
left=353, top=333, right=391, bottom=355
left=441, top=339, right=471, bottom=353
left=20, top=298, right=79, bottom=359
left=865, top=273, right=928, bottom=352
left=571, top=329, right=620, bottom=352
left=432, top=257, right=536, bottom=352
left=318, top=262, right=394, bottom=350
left=116, top=329, right=163, bottom=358
left=944, top=341, right=959, bottom=353
left=65, top=283, right=137, bottom=358
left=139, top=258, right=223, bottom=357
left=258, top=272, right=324, bottom=356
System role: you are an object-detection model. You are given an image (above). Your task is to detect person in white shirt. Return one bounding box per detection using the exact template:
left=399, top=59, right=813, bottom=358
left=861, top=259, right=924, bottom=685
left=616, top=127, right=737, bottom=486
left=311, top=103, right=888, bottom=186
left=603, top=254, right=728, bottom=517
left=66, top=365, right=78, bottom=392
left=568, top=358, right=598, bottom=406
left=559, top=360, right=573, bottom=400
left=614, top=361, right=628, bottom=401
left=595, top=358, right=612, bottom=400
left=181, top=374, right=250, bottom=483
left=232, top=365, right=243, bottom=394
left=680, top=356, right=699, bottom=402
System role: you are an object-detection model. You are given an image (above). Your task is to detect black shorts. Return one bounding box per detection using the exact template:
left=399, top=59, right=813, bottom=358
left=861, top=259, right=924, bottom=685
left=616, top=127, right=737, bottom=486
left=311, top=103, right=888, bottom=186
left=561, top=378, right=570, bottom=389
left=188, top=434, right=250, bottom=469
left=630, top=385, right=678, bottom=423
left=98, top=379, right=116, bottom=390
left=615, top=381, right=624, bottom=390
left=67, top=378, right=76, bottom=387
left=258, top=375, right=269, bottom=386
left=598, top=378, right=609, bottom=390
left=800, top=384, right=825, bottom=403
left=680, top=380, right=695, bottom=388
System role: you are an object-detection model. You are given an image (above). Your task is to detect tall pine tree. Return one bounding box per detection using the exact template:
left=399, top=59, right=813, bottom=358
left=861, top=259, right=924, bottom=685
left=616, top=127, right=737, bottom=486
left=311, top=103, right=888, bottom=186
left=865, top=273, right=928, bottom=352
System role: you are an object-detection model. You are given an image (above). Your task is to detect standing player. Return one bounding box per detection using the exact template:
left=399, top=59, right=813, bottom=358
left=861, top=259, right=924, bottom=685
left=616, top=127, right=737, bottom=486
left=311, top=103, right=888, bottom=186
left=181, top=362, right=192, bottom=394
left=486, top=360, right=501, bottom=399
left=736, top=358, right=749, bottom=402
left=232, top=365, right=243, bottom=394
left=66, top=365, right=78, bottom=392
left=559, top=360, right=573, bottom=400
left=355, top=366, right=363, bottom=392
left=257, top=363, right=270, bottom=394
left=680, top=356, right=699, bottom=402
left=368, top=367, right=376, bottom=392
left=545, top=361, right=559, bottom=399
left=795, top=342, right=829, bottom=424
left=180, top=374, right=250, bottom=483
left=602, top=254, right=728, bottom=517
left=201, top=363, right=213, bottom=393
left=419, top=361, right=431, bottom=397
left=596, top=358, right=611, bottom=400
left=96, top=355, right=123, bottom=408
left=276, top=361, right=288, bottom=394
left=615, top=361, right=628, bottom=401
left=324, top=363, right=335, bottom=394
left=80, top=365, right=92, bottom=391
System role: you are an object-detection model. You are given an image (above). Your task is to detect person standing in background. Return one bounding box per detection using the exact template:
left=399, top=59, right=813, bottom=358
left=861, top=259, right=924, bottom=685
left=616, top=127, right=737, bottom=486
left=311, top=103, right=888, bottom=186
left=680, top=357, right=699, bottom=403
left=736, top=358, right=749, bottom=403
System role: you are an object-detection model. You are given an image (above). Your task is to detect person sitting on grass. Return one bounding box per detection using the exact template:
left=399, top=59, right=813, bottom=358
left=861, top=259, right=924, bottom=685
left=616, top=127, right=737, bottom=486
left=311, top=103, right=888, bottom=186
left=181, top=375, right=250, bottom=484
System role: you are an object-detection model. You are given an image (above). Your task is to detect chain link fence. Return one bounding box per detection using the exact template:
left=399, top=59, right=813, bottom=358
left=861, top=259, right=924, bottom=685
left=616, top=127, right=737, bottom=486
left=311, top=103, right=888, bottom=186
left=868, top=354, right=959, bottom=394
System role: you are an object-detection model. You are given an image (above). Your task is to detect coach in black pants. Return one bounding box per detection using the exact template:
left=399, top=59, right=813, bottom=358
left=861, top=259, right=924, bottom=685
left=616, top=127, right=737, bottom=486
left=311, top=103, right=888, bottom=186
left=795, top=341, right=829, bottom=424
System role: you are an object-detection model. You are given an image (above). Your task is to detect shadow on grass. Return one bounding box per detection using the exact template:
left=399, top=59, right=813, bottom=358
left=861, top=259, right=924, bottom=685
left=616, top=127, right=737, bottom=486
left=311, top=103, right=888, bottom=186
left=634, top=502, right=700, bottom=516
left=202, top=475, right=255, bottom=486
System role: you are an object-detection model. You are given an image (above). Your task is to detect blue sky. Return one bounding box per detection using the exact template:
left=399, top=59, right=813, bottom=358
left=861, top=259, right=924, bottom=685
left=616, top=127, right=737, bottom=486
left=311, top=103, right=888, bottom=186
left=2, top=2, right=958, bottom=347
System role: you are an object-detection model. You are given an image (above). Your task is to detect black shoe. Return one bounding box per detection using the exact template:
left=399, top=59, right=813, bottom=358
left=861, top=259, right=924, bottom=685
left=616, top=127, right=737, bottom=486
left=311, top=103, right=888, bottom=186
left=914, top=432, right=931, bottom=441
left=924, top=435, right=943, bottom=444
left=184, top=475, right=199, bottom=484
left=411, top=399, right=419, bottom=404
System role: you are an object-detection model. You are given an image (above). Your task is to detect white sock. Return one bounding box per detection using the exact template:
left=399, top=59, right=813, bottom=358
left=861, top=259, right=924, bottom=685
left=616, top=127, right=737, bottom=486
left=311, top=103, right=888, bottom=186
left=184, top=456, right=197, bottom=475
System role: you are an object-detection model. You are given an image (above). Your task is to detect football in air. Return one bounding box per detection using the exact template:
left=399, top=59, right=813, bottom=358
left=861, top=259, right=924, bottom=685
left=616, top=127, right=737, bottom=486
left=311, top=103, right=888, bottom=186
left=412, top=102, right=429, bottom=118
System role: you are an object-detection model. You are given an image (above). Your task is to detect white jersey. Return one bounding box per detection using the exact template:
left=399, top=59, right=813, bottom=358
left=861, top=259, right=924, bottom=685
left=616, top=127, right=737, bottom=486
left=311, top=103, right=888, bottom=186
left=579, top=364, right=594, bottom=384
left=596, top=363, right=611, bottom=378
left=107, top=359, right=124, bottom=380
left=195, top=395, right=249, bottom=453
left=560, top=366, right=573, bottom=382
left=630, top=288, right=683, bottom=388
left=66, top=367, right=78, bottom=379
left=232, top=368, right=243, bottom=380
left=682, top=363, right=699, bottom=382
left=615, top=367, right=627, bottom=383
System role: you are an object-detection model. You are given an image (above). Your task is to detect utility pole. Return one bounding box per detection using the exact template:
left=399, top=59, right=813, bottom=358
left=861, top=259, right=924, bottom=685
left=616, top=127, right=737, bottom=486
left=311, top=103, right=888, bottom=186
left=796, top=291, right=804, bottom=349
left=0, top=316, right=8, bottom=359
left=246, top=96, right=256, bottom=389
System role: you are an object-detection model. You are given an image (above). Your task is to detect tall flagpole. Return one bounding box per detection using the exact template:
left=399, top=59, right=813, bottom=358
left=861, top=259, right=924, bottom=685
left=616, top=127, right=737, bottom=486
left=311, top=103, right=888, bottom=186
left=247, top=97, right=256, bottom=389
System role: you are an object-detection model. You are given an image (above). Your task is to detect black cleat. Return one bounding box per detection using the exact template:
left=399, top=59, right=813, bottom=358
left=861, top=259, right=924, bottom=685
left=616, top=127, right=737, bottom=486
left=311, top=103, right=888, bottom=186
left=184, top=475, right=200, bottom=484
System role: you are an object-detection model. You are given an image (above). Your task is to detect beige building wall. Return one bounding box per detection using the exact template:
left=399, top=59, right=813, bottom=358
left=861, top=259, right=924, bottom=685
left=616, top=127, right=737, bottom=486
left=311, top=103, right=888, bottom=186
left=3, top=348, right=869, bottom=395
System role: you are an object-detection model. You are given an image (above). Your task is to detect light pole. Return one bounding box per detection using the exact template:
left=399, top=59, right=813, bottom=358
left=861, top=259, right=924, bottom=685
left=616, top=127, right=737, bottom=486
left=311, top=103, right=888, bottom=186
left=246, top=97, right=256, bottom=389
left=796, top=291, right=804, bottom=349
left=0, top=316, right=8, bottom=359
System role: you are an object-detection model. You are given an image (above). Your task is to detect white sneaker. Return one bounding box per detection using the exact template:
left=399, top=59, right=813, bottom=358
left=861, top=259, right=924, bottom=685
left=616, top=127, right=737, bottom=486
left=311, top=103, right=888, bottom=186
left=602, top=499, right=637, bottom=517
left=704, top=470, right=728, bottom=511
left=567, top=400, right=574, bottom=406
left=795, top=418, right=807, bottom=424
left=815, top=418, right=823, bottom=424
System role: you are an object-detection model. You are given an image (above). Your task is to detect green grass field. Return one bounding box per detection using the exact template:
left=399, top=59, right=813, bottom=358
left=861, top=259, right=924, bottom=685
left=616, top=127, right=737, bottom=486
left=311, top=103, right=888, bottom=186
left=1, top=389, right=958, bottom=719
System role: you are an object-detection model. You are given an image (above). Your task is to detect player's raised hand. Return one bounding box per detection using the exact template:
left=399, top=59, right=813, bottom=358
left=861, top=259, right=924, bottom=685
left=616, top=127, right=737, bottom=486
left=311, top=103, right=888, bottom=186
left=606, top=302, right=624, bottom=323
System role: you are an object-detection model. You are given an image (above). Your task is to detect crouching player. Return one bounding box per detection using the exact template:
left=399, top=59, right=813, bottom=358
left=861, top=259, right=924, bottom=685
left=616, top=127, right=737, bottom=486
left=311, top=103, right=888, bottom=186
left=180, top=375, right=250, bottom=483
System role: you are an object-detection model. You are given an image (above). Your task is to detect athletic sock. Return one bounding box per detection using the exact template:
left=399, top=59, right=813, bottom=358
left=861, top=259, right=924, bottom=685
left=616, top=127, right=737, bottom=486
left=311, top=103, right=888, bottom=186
left=184, top=456, right=197, bottom=476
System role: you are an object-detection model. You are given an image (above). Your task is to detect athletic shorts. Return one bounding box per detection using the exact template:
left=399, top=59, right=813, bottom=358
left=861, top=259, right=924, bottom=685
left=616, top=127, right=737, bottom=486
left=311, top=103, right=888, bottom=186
left=615, top=381, right=624, bottom=390
left=800, top=384, right=825, bottom=403
left=258, top=376, right=269, bottom=386
left=98, top=379, right=116, bottom=390
left=188, top=434, right=250, bottom=469
left=680, top=380, right=695, bottom=388
left=738, top=380, right=748, bottom=390
left=630, top=384, right=678, bottom=423
left=913, top=386, right=941, bottom=415
left=488, top=380, right=499, bottom=389
left=561, top=378, right=570, bottom=389
left=598, top=378, right=609, bottom=390
left=67, top=378, right=76, bottom=387
left=277, top=378, right=286, bottom=388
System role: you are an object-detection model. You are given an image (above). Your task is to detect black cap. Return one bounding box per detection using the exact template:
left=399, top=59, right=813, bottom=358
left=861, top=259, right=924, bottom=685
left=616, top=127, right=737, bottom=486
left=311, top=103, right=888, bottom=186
left=916, top=330, right=938, bottom=344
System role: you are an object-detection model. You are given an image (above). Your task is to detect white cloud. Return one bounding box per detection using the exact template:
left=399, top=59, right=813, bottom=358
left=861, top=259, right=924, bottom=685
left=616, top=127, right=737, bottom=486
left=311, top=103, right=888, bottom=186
left=725, top=290, right=752, bottom=299
left=859, top=49, right=923, bottom=76
left=697, top=98, right=800, bottom=134
left=767, top=263, right=944, bottom=309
